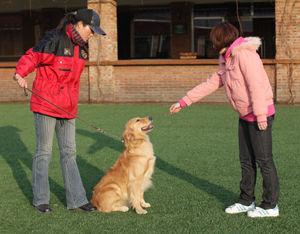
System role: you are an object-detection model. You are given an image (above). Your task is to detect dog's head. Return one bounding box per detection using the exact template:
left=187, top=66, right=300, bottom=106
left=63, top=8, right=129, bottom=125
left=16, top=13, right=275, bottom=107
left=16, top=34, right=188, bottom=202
left=123, top=116, right=154, bottom=148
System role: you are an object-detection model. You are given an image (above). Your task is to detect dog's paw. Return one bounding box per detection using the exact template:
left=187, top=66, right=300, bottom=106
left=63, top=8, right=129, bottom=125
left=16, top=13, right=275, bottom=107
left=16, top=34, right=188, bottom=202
left=119, top=206, right=129, bottom=212
left=136, top=208, right=148, bottom=215
left=141, top=201, right=151, bottom=208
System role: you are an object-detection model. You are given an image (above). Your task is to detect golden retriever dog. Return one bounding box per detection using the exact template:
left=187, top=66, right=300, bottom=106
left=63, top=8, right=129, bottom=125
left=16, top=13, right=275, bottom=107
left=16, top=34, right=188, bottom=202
left=91, top=116, right=156, bottom=214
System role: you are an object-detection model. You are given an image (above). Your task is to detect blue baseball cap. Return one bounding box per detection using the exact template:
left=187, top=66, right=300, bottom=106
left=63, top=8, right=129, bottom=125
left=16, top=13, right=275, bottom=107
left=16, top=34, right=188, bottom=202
left=74, top=9, right=106, bottom=35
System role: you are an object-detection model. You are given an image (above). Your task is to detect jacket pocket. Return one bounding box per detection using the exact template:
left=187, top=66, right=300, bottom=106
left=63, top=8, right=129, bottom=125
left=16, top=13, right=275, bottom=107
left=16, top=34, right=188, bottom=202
left=225, top=58, right=239, bottom=81
left=217, top=69, right=226, bottom=75
left=217, top=69, right=226, bottom=84
left=227, top=64, right=235, bottom=71
left=54, top=60, right=73, bottom=79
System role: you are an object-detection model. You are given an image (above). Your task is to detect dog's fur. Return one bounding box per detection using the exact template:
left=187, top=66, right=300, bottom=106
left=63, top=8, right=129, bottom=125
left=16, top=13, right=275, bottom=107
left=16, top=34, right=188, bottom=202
left=91, top=117, right=156, bottom=214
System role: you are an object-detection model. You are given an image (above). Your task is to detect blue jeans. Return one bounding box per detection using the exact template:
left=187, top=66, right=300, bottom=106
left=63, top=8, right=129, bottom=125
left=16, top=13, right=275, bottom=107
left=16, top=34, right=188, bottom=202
left=32, top=113, right=88, bottom=209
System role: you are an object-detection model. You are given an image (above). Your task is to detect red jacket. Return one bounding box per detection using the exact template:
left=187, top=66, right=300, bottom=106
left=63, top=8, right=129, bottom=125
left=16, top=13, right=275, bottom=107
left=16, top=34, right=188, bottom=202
left=15, top=28, right=88, bottom=118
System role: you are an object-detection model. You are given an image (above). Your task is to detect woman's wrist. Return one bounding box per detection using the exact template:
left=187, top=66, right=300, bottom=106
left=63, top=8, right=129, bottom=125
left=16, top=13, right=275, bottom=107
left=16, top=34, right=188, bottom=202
left=257, top=115, right=267, bottom=123
left=13, top=73, right=22, bottom=81
left=179, top=99, right=187, bottom=108
left=13, top=74, right=19, bottom=81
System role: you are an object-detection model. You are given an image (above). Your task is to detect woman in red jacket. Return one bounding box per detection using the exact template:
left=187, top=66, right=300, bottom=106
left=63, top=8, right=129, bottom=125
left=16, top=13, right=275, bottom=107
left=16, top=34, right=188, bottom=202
left=14, top=9, right=106, bottom=213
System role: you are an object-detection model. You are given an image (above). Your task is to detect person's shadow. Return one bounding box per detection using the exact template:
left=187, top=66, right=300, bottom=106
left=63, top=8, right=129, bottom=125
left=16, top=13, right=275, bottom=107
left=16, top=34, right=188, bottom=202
left=0, top=126, right=71, bottom=205
left=76, top=128, right=123, bottom=154
left=76, top=129, right=123, bottom=198
left=76, top=155, right=106, bottom=199
left=77, top=129, right=236, bottom=206
left=0, top=126, right=33, bottom=202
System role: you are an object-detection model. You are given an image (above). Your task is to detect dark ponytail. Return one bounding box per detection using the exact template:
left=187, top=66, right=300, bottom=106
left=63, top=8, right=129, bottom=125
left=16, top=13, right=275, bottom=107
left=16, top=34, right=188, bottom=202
left=56, top=12, right=80, bottom=32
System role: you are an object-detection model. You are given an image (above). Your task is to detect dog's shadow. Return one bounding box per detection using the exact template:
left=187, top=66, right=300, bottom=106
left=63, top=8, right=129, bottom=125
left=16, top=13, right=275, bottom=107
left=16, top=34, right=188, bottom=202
left=77, top=128, right=236, bottom=206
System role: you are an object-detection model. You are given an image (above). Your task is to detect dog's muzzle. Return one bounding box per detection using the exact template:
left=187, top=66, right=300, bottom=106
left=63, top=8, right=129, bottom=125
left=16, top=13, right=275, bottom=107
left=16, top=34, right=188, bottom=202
left=141, top=123, right=154, bottom=131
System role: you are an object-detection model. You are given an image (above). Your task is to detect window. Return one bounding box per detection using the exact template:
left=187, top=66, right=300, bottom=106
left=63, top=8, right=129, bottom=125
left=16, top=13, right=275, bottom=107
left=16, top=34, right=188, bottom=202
left=193, top=2, right=275, bottom=59
left=0, top=14, right=23, bottom=60
left=118, top=7, right=171, bottom=59
left=194, top=16, right=224, bottom=58
left=239, top=3, right=275, bottom=58
left=0, top=0, right=87, bottom=61
left=118, top=2, right=275, bottom=60
left=193, top=4, right=227, bottom=59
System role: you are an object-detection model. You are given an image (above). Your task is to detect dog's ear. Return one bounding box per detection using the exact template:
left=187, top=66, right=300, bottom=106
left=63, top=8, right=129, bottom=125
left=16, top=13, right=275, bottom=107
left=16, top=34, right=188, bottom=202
left=123, top=129, right=134, bottom=148
left=123, top=132, right=131, bottom=142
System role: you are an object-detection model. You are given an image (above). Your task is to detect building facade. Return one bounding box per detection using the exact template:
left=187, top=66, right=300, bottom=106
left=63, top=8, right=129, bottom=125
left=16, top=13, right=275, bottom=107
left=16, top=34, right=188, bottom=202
left=0, top=0, right=299, bottom=103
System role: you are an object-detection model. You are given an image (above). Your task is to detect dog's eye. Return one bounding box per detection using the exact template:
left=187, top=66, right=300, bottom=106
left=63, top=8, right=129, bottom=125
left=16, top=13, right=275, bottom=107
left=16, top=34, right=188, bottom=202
left=136, top=119, right=140, bottom=122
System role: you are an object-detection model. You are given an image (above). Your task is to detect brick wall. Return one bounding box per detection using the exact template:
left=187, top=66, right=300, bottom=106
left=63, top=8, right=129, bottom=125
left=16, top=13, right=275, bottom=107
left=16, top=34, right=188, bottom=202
left=0, top=67, right=90, bottom=103
left=81, top=0, right=300, bottom=105
left=275, top=0, right=300, bottom=103
left=0, top=68, right=34, bottom=102
left=0, top=63, right=275, bottom=104
left=88, top=0, right=118, bottom=103
left=0, top=0, right=299, bottom=104
left=113, top=65, right=276, bottom=103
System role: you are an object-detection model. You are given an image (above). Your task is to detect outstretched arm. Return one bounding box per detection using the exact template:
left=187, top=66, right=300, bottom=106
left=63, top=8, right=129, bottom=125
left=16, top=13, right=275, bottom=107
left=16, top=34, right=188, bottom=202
left=170, top=72, right=223, bottom=114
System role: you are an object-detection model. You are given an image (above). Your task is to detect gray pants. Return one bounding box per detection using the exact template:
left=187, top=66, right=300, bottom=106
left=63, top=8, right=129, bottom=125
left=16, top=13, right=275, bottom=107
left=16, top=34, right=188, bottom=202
left=238, top=116, right=279, bottom=209
left=32, top=113, right=88, bottom=209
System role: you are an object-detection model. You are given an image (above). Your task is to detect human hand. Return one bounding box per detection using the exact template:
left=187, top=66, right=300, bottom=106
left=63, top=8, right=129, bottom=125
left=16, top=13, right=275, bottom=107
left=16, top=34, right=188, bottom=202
left=169, top=102, right=182, bottom=114
left=14, top=73, right=28, bottom=88
left=257, top=121, right=268, bottom=131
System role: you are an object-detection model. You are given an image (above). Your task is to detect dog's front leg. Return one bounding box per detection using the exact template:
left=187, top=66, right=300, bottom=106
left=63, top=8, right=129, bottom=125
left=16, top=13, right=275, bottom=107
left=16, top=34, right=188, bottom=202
left=129, top=179, right=147, bottom=214
left=140, top=156, right=156, bottom=208
left=141, top=192, right=151, bottom=208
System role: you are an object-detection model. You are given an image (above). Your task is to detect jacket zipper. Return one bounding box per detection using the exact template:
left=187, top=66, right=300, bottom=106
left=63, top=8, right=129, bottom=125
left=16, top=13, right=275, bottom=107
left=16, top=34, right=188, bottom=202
left=69, top=45, right=79, bottom=112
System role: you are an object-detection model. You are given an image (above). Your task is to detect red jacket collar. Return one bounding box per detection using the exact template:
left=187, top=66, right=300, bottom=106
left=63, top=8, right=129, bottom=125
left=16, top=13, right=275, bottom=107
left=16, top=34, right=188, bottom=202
left=66, top=24, right=74, bottom=41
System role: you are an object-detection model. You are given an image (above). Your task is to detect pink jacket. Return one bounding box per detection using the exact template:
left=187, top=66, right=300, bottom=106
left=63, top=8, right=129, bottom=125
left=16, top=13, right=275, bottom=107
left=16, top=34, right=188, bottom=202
left=180, top=37, right=274, bottom=122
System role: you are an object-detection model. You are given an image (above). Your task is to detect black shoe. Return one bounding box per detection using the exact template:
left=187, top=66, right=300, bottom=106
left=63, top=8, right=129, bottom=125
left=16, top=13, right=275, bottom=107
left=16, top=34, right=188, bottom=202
left=78, top=202, right=96, bottom=212
left=35, top=204, right=52, bottom=213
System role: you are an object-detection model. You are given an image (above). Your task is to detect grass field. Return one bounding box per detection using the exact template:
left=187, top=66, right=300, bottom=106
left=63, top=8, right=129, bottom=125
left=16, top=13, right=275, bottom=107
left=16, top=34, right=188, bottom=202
left=0, top=103, right=299, bottom=233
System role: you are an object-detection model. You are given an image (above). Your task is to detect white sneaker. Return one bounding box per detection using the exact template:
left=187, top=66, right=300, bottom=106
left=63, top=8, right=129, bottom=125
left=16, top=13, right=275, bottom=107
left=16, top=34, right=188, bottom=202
left=225, top=202, right=255, bottom=214
left=247, top=205, right=279, bottom=218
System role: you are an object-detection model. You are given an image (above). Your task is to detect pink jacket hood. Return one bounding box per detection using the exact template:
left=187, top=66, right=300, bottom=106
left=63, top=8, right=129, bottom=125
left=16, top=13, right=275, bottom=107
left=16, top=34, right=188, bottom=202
left=181, top=37, right=274, bottom=122
left=221, top=36, right=262, bottom=62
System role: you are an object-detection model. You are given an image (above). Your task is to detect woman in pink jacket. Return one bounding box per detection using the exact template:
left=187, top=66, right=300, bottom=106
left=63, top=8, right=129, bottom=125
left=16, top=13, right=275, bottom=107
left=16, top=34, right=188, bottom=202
left=170, top=22, right=279, bottom=218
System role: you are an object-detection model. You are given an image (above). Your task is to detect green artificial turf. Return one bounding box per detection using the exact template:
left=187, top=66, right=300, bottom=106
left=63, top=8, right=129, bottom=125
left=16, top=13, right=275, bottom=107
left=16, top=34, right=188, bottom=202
left=0, top=103, right=299, bottom=233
